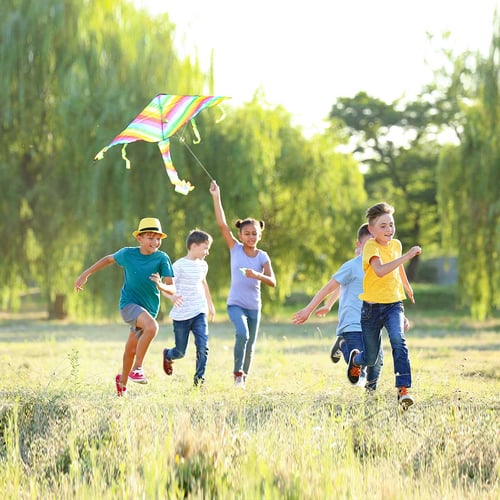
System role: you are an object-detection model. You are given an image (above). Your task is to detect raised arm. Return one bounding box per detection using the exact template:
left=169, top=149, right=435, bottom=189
left=209, top=180, right=237, bottom=249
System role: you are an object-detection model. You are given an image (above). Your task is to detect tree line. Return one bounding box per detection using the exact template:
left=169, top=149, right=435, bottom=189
left=1, top=0, right=498, bottom=320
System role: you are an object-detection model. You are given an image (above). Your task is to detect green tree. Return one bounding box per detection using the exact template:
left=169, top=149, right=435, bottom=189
left=0, top=1, right=368, bottom=320
left=328, top=92, right=442, bottom=279
left=437, top=23, right=500, bottom=319
left=198, top=96, right=367, bottom=311
left=0, top=0, right=205, bottom=317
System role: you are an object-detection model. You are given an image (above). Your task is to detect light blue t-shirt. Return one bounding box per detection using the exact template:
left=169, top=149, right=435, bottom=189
left=113, top=247, right=174, bottom=318
left=227, top=242, right=269, bottom=310
left=332, top=254, right=363, bottom=334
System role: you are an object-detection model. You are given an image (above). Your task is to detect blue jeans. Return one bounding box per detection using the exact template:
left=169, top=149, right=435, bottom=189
left=355, top=301, right=411, bottom=388
left=227, top=305, right=261, bottom=376
left=339, top=331, right=383, bottom=390
left=166, top=313, right=208, bottom=384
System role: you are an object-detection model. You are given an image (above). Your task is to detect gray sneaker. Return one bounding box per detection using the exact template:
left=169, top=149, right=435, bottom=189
left=330, top=336, right=344, bottom=363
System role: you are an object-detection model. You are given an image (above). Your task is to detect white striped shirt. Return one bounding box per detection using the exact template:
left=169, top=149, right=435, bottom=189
left=169, top=257, right=209, bottom=321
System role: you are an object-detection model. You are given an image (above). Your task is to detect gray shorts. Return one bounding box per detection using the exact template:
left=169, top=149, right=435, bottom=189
left=120, top=303, right=147, bottom=339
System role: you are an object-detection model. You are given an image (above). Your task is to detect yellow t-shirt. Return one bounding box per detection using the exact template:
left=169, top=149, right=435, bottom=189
left=359, top=238, right=406, bottom=304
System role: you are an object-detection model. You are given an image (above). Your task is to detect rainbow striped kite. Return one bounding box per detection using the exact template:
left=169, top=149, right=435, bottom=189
left=94, top=94, right=230, bottom=194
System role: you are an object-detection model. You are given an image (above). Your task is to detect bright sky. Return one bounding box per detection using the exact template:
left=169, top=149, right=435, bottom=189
left=136, top=0, right=498, bottom=134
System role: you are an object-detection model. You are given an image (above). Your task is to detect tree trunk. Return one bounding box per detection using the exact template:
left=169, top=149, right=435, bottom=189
left=49, top=294, right=67, bottom=320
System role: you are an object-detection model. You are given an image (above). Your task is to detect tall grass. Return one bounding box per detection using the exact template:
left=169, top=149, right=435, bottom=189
left=0, top=315, right=498, bottom=499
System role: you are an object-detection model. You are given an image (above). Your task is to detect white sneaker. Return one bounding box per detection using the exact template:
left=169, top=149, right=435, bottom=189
left=234, top=375, right=245, bottom=389
left=356, top=374, right=367, bottom=388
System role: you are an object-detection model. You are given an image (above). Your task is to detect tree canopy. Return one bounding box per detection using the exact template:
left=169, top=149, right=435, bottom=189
left=0, top=0, right=366, bottom=318
left=437, top=20, right=500, bottom=320
left=0, top=0, right=498, bottom=320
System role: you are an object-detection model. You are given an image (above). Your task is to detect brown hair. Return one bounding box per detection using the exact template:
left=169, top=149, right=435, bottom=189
left=186, top=229, right=213, bottom=249
left=357, top=223, right=371, bottom=241
left=365, top=202, right=395, bottom=225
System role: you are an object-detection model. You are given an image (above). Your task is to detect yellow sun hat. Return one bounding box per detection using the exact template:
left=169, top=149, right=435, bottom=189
left=132, top=217, right=167, bottom=239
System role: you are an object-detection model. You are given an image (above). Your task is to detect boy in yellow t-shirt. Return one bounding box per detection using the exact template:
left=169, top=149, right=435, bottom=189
left=347, top=202, right=421, bottom=409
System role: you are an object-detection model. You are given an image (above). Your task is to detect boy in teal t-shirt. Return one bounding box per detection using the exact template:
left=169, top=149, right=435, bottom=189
left=75, top=217, right=180, bottom=396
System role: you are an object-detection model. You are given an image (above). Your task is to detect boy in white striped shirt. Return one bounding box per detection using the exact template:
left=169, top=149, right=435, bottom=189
left=162, top=229, right=215, bottom=387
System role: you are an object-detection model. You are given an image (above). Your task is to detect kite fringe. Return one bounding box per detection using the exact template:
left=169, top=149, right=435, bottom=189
left=215, top=105, right=226, bottom=123
left=121, top=145, right=131, bottom=169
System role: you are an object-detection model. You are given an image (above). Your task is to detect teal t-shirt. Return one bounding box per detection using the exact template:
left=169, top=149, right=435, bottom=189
left=113, top=247, right=174, bottom=318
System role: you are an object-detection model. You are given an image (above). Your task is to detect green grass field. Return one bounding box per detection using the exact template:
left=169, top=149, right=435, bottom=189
left=0, top=311, right=498, bottom=499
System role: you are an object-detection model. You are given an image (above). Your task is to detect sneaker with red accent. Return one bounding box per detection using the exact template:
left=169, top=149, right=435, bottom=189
left=163, top=349, right=174, bottom=375
left=347, top=349, right=361, bottom=385
left=129, top=368, right=148, bottom=384
left=115, top=374, right=127, bottom=397
left=234, top=371, right=245, bottom=389
left=397, top=387, right=414, bottom=410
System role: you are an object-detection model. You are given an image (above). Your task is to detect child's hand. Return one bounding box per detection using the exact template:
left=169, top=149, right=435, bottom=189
left=149, top=273, right=163, bottom=286
left=208, top=303, right=216, bottom=322
left=74, top=275, right=87, bottom=292
left=163, top=293, right=183, bottom=307
left=404, top=316, right=411, bottom=332
left=209, top=180, right=219, bottom=196
left=242, top=268, right=259, bottom=279
left=292, top=309, right=311, bottom=324
left=408, top=246, right=422, bottom=259
left=314, top=306, right=331, bottom=318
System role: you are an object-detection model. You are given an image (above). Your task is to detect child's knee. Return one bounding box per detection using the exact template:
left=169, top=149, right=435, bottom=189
left=144, top=321, right=159, bottom=338
left=235, top=331, right=249, bottom=341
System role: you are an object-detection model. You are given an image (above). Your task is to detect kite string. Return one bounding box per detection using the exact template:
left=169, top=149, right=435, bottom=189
left=175, top=129, right=216, bottom=182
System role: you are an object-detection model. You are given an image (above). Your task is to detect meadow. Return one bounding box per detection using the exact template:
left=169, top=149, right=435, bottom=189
left=0, top=304, right=498, bottom=499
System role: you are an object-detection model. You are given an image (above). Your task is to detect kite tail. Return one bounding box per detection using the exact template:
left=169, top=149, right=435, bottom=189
left=158, top=139, right=194, bottom=195
left=121, top=145, right=131, bottom=170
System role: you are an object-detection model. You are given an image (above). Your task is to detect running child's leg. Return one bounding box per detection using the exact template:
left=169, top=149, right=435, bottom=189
left=192, top=313, right=209, bottom=385
left=120, top=330, right=138, bottom=387
left=384, top=302, right=411, bottom=388
left=133, top=311, right=159, bottom=370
